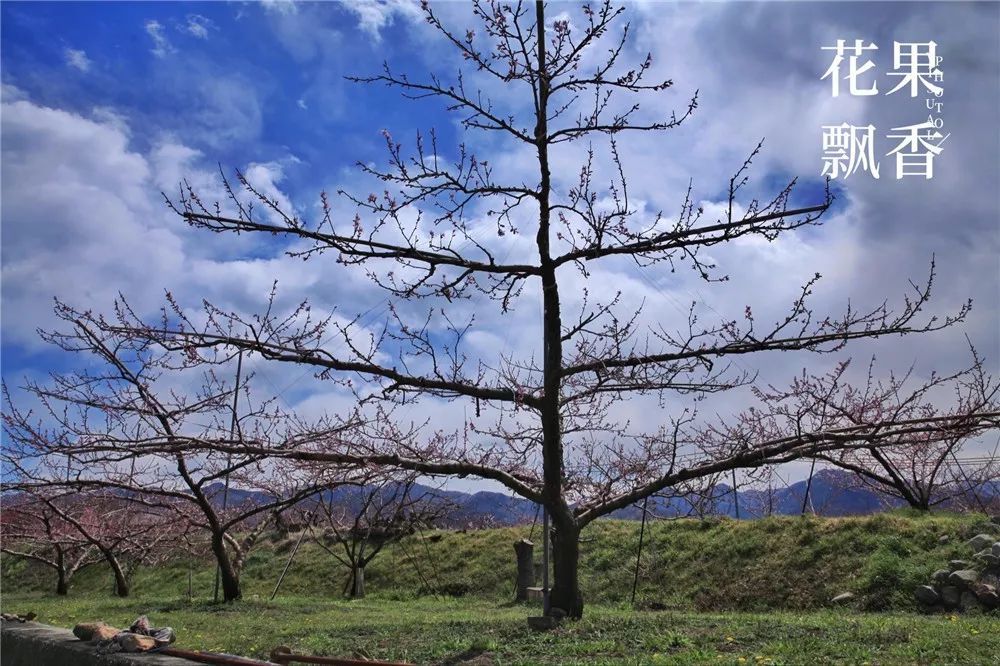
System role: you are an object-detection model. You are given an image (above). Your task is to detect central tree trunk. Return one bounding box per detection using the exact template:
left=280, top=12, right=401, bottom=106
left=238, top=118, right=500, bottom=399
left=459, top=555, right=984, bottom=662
left=548, top=520, right=582, bottom=618
left=532, top=0, right=582, bottom=619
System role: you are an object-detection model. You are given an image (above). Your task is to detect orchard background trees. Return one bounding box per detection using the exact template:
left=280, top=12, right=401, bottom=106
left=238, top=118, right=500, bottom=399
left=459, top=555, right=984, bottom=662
left=0, top=303, right=365, bottom=601
left=302, top=476, right=454, bottom=598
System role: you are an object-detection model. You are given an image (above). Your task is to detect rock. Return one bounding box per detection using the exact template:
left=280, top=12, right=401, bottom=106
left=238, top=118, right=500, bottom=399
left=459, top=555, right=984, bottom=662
left=72, top=623, right=99, bottom=641
left=915, top=585, right=940, bottom=605
left=118, top=633, right=157, bottom=652
left=949, top=569, right=979, bottom=587
left=975, top=582, right=996, bottom=593
left=974, top=551, right=1000, bottom=567
left=991, top=514, right=1000, bottom=526
left=967, top=534, right=995, bottom=551
left=932, top=569, right=951, bottom=583
left=993, top=542, right=1000, bottom=557
left=949, top=560, right=970, bottom=571
left=92, top=625, right=119, bottom=642
left=1, top=612, right=36, bottom=623
left=72, top=622, right=117, bottom=642
left=527, top=615, right=559, bottom=631
left=831, top=592, right=855, bottom=604
left=941, top=585, right=961, bottom=608
left=981, top=572, right=1000, bottom=588
left=972, top=583, right=999, bottom=608
left=960, top=591, right=981, bottom=612
left=938, top=534, right=951, bottom=544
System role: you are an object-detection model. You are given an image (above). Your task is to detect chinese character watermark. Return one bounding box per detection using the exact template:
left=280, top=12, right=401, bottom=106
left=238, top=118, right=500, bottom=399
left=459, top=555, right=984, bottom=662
left=821, top=124, right=880, bottom=179
left=886, top=121, right=945, bottom=179
left=819, top=39, right=946, bottom=180
left=886, top=41, right=944, bottom=97
left=821, top=39, right=879, bottom=97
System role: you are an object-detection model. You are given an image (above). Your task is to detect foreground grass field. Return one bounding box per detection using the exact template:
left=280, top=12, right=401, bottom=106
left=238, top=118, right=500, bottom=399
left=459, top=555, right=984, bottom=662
left=4, top=513, right=998, bottom=663
left=1, top=594, right=998, bottom=665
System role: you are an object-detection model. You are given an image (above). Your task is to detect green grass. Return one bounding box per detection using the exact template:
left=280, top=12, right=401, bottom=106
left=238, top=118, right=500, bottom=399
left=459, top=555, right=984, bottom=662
left=6, top=511, right=995, bottom=611
left=1, top=594, right=998, bottom=665
left=3, top=512, right=998, bottom=664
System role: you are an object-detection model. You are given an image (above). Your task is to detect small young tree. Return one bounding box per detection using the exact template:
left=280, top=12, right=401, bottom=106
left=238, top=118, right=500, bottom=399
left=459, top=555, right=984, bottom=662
left=305, top=476, right=453, bottom=598
left=0, top=492, right=101, bottom=595
left=79, top=1, right=999, bottom=616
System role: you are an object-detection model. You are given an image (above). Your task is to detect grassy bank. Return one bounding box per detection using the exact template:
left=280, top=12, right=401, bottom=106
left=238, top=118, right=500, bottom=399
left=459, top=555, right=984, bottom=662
left=5, top=511, right=996, bottom=612
left=1, top=595, right=997, bottom=665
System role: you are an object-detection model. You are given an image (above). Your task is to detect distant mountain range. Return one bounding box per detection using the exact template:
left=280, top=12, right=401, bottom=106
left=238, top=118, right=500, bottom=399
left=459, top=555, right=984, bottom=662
left=206, top=468, right=999, bottom=526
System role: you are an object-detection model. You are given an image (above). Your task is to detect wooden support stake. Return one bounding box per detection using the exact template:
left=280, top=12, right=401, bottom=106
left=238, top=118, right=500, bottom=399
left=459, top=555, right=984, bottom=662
left=270, top=526, right=308, bottom=601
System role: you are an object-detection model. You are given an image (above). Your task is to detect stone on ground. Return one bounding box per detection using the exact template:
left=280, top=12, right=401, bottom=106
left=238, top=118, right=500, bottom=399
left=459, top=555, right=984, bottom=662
left=119, top=633, right=158, bottom=652
left=72, top=622, right=118, bottom=642
left=960, top=591, right=981, bottom=612
left=967, top=534, right=994, bottom=551
left=914, top=585, right=939, bottom=606
left=949, top=569, right=979, bottom=587
left=831, top=592, right=855, bottom=604
left=941, top=585, right=962, bottom=608
left=71, top=623, right=99, bottom=641
left=972, top=583, right=999, bottom=608
left=974, top=551, right=1000, bottom=567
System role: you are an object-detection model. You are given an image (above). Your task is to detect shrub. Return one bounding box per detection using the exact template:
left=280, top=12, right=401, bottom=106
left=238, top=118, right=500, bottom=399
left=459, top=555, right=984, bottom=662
left=859, top=544, right=921, bottom=611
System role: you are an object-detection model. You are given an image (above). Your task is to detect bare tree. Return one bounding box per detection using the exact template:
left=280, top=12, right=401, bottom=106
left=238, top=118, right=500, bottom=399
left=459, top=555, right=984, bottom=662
left=66, top=1, right=998, bottom=617
left=0, top=491, right=101, bottom=595
left=780, top=354, right=1000, bottom=511
left=27, top=487, right=180, bottom=597
left=304, top=476, right=453, bottom=598
left=1, top=304, right=363, bottom=602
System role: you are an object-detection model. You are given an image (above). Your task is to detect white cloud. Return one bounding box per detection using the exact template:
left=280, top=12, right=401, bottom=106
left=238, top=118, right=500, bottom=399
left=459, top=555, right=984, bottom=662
left=0, top=92, right=374, bottom=353
left=242, top=158, right=302, bottom=224
left=0, top=97, right=179, bottom=344
left=145, top=19, right=175, bottom=58
left=342, top=0, right=423, bottom=41
left=297, top=98, right=308, bottom=110
left=185, top=14, right=215, bottom=39
left=261, top=0, right=298, bottom=16
left=194, top=77, right=263, bottom=147
left=64, top=48, right=91, bottom=72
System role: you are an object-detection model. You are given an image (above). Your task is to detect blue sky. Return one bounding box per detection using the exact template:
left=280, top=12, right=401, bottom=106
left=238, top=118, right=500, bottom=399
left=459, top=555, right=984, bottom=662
left=2, top=1, right=456, bottom=196
left=2, top=1, right=998, bottom=486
